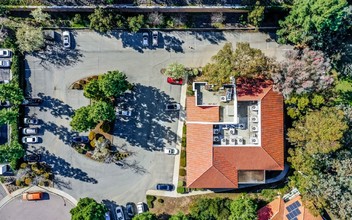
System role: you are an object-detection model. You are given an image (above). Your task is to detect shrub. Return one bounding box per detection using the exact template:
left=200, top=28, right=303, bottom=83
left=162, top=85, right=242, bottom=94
left=178, top=180, right=185, bottom=187
left=146, top=195, right=156, bottom=208
left=20, top=163, right=27, bottom=169
left=90, top=140, right=96, bottom=148
left=181, top=137, right=186, bottom=148
left=0, top=176, right=5, bottom=183
left=43, top=172, right=51, bottom=179
left=77, top=148, right=85, bottom=154
left=180, top=157, right=186, bottom=167
left=181, top=150, right=186, bottom=159
left=179, top=168, right=186, bottom=176
left=24, top=177, right=32, bottom=185
left=177, top=186, right=186, bottom=194
left=15, top=179, right=21, bottom=186
left=88, top=131, right=96, bottom=140
left=157, top=198, right=164, bottom=203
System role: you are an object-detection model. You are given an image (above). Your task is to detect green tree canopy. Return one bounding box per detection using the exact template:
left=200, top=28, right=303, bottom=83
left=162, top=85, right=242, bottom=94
left=127, top=15, right=144, bottom=33
left=0, top=82, right=24, bottom=105
left=70, top=106, right=95, bottom=132
left=229, top=197, right=257, bottom=220
left=30, top=8, right=51, bottom=26
left=16, top=24, right=44, bottom=53
left=277, top=0, right=351, bottom=51
left=132, top=212, right=157, bottom=220
left=190, top=197, right=231, bottom=220
left=288, top=107, right=348, bottom=154
left=99, top=70, right=130, bottom=98
left=0, top=141, right=25, bottom=169
left=70, top=197, right=107, bottom=220
left=0, top=108, right=19, bottom=125
left=83, top=79, right=105, bottom=101
left=89, top=101, right=116, bottom=122
left=88, top=8, right=114, bottom=32
left=163, top=62, right=187, bottom=79
left=169, top=212, right=190, bottom=220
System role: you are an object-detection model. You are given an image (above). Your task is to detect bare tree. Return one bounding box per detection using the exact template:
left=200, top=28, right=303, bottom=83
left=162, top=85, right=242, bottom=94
left=147, top=12, right=164, bottom=27
left=211, top=12, right=225, bottom=24
left=172, top=14, right=186, bottom=27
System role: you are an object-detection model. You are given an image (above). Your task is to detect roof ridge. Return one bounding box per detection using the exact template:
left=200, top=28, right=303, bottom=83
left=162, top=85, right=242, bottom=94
left=260, top=146, right=283, bottom=169
left=212, top=150, right=237, bottom=185
left=259, top=86, right=273, bottom=100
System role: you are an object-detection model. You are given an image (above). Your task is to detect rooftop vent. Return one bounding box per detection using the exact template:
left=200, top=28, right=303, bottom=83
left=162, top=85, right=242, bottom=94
left=239, top=124, right=245, bottom=130
left=250, top=137, right=258, bottom=144
left=237, top=137, right=244, bottom=145
left=230, top=128, right=236, bottom=135
left=220, top=96, right=227, bottom=102
left=250, top=116, right=258, bottom=123
left=250, top=125, right=259, bottom=132
left=250, top=105, right=259, bottom=111
left=213, top=136, right=220, bottom=142
left=213, top=129, right=220, bottom=135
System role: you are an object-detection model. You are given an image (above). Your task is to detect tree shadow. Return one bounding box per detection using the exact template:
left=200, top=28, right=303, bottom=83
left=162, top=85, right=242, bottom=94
left=31, top=30, right=83, bottom=68
left=41, top=121, right=77, bottom=145
left=163, top=33, right=184, bottom=53
left=112, top=84, right=180, bottom=151
left=112, top=31, right=145, bottom=53
left=36, top=93, right=74, bottom=119
left=33, top=147, right=98, bottom=184
left=52, top=176, right=72, bottom=190
left=116, top=159, right=148, bottom=175
left=189, top=31, right=227, bottom=45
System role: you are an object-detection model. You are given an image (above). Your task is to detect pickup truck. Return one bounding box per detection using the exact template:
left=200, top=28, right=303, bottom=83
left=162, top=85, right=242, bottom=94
left=165, top=103, right=180, bottom=111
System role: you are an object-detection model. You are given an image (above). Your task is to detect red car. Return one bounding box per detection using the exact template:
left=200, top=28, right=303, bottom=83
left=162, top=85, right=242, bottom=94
left=167, top=77, right=183, bottom=85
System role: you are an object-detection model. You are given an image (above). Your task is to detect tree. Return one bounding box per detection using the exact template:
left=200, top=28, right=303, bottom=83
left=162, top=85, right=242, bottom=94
left=211, top=13, right=225, bottom=27
left=288, top=107, right=348, bottom=155
left=285, top=93, right=327, bottom=119
left=70, top=197, right=107, bottom=220
left=190, top=198, right=231, bottom=220
left=0, top=141, right=25, bottom=169
left=277, top=0, right=351, bottom=51
left=30, top=8, right=50, bottom=25
left=169, top=212, right=191, bottom=220
left=147, top=12, right=164, bottom=27
left=163, top=62, right=187, bottom=79
left=99, top=71, right=130, bottom=98
left=83, top=79, right=105, bottom=101
left=88, top=8, right=114, bottom=32
left=16, top=24, right=44, bottom=53
left=0, top=108, right=19, bottom=125
left=229, top=197, right=257, bottom=220
left=0, top=83, right=24, bottom=105
left=271, top=48, right=334, bottom=98
left=89, top=101, right=116, bottom=122
left=127, top=15, right=144, bottom=33
left=248, top=1, right=265, bottom=28
left=132, top=212, right=157, bottom=220
left=70, top=106, right=95, bottom=132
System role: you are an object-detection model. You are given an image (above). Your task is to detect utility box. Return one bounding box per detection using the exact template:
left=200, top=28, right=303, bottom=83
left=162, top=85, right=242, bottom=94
left=0, top=164, right=8, bottom=175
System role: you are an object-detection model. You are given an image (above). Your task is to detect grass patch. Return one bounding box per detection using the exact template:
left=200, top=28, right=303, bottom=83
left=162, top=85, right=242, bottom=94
left=146, top=195, right=156, bottom=208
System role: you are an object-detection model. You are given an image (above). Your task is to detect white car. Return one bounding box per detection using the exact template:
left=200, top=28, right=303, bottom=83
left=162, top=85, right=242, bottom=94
left=63, top=31, right=71, bottom=48
left=164, top=147, right=179, bottom=155
left=0, top=60, right=10, bottom=68
left=22, top=128, right=38, bottom=135
left=24, top=117, right=39, bottom=125
left=136, top=202, right=145, bottom=214
left=142, top=32, right=149, bottom=47
left=165, top=103, right=181, bottom=111
left=116, top=109, right=132, bottom=117
left=115, top=206, right=125, bottom=220
left=0, top=49, right=11, bottom=58
left=22, top=136, right=39, bottom=144
left=152, top=31, right=158, bottom=47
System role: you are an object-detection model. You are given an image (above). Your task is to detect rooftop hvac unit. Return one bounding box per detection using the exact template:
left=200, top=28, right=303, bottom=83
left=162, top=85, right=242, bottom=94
left=237, top=138, right=244, bottom=145
left=230, top=128, right=236, bottom=135
left=213, top=136, right=220, bottom=142
left=250, top=116, right=258, bottom=122
left=250, top=125, right=259, bottom=132
left=220, top=96, right=227, bottom=102
left=250, top=105, right=259, bottom=111
left=213, top=129, right=220, bottom=135
left=250, top=137, right=258, bottom=144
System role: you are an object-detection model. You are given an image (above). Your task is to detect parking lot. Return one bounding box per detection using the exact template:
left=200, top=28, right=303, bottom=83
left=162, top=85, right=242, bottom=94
left=24, top=30, right=291, bottom=207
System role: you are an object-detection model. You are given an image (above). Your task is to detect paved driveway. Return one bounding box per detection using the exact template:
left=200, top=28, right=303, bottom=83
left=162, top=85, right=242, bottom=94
left=24, top=30, right=291, bottom=205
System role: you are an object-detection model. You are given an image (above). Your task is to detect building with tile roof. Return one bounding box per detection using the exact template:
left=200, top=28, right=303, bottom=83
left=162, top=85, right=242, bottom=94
left=186, top=78, right=284, bottom=188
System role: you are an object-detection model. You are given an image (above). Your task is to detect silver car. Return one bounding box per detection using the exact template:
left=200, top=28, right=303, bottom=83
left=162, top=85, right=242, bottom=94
left=0, top=60, right=10, bottom=68
left=0, top=49, right=11, bottom=58
left=63, top=31, right=71, bottom=48
left=142, top=32, right=149, bottom=47
left=164, top=147, right=179, bottom=155
left=115, top=206, right=125, bottom=220
left=22, top=136, right=39, bottom=144
left=24, top=117, right=39, bottom=125
left=152, top=31, right=158, bottom=47
left=22, top=128, right=38, bottom=135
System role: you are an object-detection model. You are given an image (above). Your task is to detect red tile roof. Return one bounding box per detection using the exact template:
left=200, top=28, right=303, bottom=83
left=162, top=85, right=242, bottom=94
left=186, top=85, right=284, bottom=188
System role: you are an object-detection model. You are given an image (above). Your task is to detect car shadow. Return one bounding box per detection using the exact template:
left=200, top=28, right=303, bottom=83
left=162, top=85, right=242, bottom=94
left=112, top=84, right=180, bottom=152
left=33, top=147, right=98, bottom=184
left=31, top=30, right=83, bottom=68
left=189, top=31, right=227, bottom=44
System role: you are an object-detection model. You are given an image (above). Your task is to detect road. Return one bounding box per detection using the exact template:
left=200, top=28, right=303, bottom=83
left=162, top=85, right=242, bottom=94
left=24, top=30, right=291, bottom=206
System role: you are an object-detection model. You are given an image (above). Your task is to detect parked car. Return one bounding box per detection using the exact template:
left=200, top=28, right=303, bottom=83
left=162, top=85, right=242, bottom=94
left=136, top=202, right=145, bottom=214
left=126, top=202, right=136, bottom=218
left=0, top=60, right=11, bottom=68
left=165, top=103, right=181, bottom=111
left=22, top=136, right=39, bottom=144
left=0, top=100, right=10, bottom=107
left=22, top=128, right=38, bottom=135
left=0, top=49, right=11, bottom=58
left=71, top=136, right=89, bottom=144
left=142, top=32, right=149, bottom=47
left=167, top=77, right=183, bottom=85
left=63, top=31, right=71, bottom=48
left=24, top=117, right=39, bottom=125
left=156, top=183, right=174, bottom=191
left=115, top=206, right=125, bottom=220
left=24, top=154, right=41, bottom=163
left=105, top=211, right=111, bottom=220
left=22, top=98, right=43, bottom=106
left=152, top=31, right=158, bottom=47
left=164, top=147, right=179, bottom=155
left=116, top=109, right=132, bottom=117
left=22, top=192, right=43, bottom=201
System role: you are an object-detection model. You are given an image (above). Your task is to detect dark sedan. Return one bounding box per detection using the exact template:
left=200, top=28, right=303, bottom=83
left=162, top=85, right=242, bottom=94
left=156, top=184, right=174, bottom=191
left=71, top=136, right=89, bottom=144
left=24, top=154, right=41, bottom=163
left=22, top=98, right=43, bottom=106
